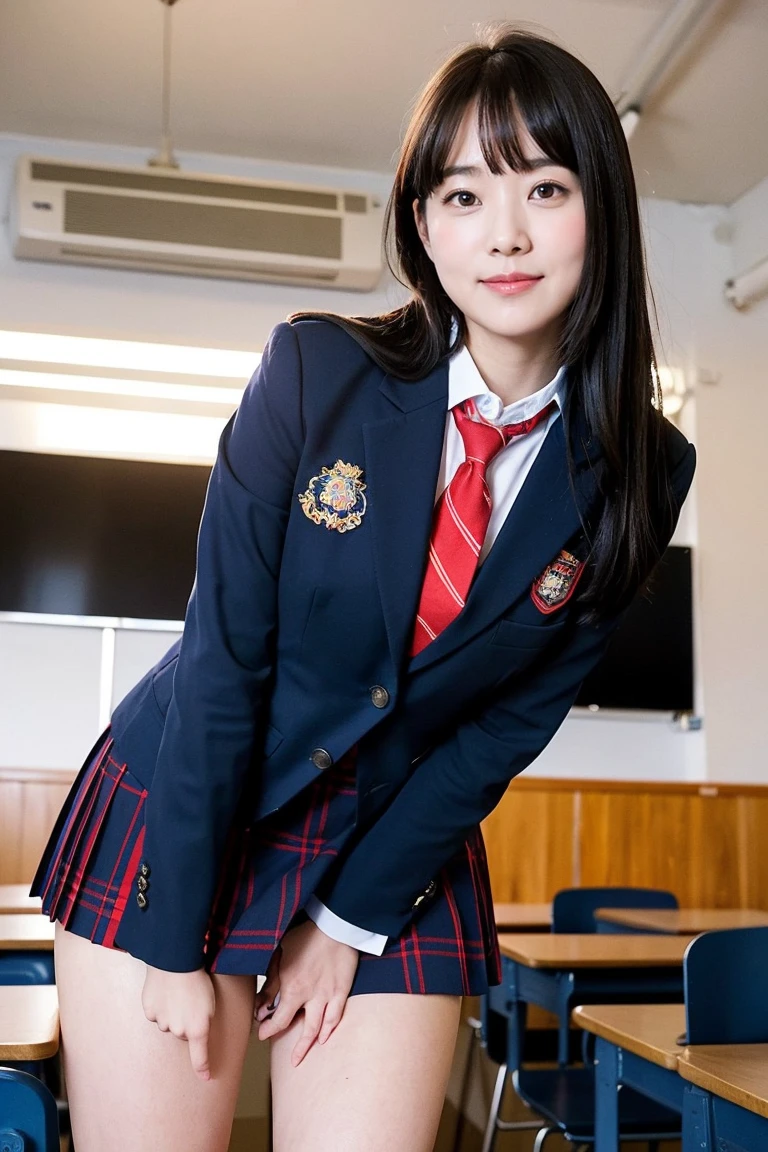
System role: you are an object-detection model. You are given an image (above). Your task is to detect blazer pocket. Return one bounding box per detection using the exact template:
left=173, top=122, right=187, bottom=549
left=488, top=618, right=567, bottom=651
left=262, top=724, right=284, bottom=760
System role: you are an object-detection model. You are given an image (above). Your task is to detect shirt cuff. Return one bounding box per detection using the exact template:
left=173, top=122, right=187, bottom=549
left=305, top=896, right=388, bottom=956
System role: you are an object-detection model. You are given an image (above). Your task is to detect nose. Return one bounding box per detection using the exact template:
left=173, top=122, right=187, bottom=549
left=488, top=201, right=531, bottom=257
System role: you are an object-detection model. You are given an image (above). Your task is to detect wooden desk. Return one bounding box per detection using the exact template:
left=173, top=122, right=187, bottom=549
left=493, top=902, right=551, bottom=931
left=0, top=915, right=55, bottom=951
left=595, top=907, right=768, bottom=935
left=574, top=1004, right=768, bottom=1152
left=495, top=934, right=692, bottom=1067
left=0, top=885, right=42, bottom=915
left=679, top=1044, right=768, bottom=1120
left=574, top=1003, right=686, bottom=1151
left=0, top=984, right=59, bottom=1061
left=573, top=1002, right=685, bottom=1070
left=499, top=932, right=694, bottom=969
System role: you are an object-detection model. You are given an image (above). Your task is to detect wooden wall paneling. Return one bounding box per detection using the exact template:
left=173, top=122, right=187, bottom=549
left=578, top=790, right=695, bottom=898
left=0, top=780, right=24, bottom=884
left=0, top=772, right=74, bottom=885
left=482, top=786, right=575, bottom=902
left=576, top=787, right=764, bottom=910
left=735, top=795, right=768, bottom=911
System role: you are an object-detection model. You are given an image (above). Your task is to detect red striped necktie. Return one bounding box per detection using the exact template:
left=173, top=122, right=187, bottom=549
left=410, top=397, right=555, bottom=657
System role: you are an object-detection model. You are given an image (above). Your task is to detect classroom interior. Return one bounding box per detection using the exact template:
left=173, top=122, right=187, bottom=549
left=1, top=0, right=767, bottom=1149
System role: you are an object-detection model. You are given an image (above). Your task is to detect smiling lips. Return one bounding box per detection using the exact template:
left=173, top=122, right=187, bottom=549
left=481, top=273, right=543, bottom=295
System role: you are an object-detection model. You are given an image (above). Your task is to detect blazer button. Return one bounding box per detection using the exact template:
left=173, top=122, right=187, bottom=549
left=413, top=879, right=437, bottom=909
left=310, top=748, right=333, bottom=770
left=370, top=685, right=390, bottom=709
left=136, top=891, right=148, bottom=910
left=137, top=875, right=149, bottom=893
left=140, top=862, right=151, bottom=878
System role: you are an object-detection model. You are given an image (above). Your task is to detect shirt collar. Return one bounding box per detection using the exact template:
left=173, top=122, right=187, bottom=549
left=447, top=342, right=567, bottom=426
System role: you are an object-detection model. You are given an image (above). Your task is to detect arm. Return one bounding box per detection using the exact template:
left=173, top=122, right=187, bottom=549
left=317, top=442, right=697, bottom=938
left=115, top=322, right=305, bottom=972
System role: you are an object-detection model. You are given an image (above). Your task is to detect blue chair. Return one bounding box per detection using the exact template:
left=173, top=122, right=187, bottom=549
left=684, top=925, right=768, bottom=1043
left=478, top=887, right=681, bottom=1152
left=552, top=886, right=678, bottom=934
left=0, top=1067, right=60, bottom=1152
left=0, top=954, right=55, bottom=986
left=480, top=964, right=680, bottom=1151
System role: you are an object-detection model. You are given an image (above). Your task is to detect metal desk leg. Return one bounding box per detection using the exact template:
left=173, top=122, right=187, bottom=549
left=682, top=1084, right=712, bottom=1152
left=594, top=1037, right=620, bottom=1152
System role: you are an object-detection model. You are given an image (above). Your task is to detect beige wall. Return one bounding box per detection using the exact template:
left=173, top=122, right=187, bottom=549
left=643, top=186, right=768, bottom=782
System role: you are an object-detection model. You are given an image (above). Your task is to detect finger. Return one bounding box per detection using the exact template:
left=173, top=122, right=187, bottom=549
left=258, top=994, right=300, bottom=1041
left=318, top=995, right=346, bottom=1044
left=254, top=949, right=282, bottom=1010
left=291, top=1001, right=326, bottom=1067
left=255, top=983, right=281, bottom=1022
left=187, top=1029, right=211, bottom=1082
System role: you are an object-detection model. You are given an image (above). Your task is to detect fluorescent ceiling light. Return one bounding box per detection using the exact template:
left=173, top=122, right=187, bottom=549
left=0, top=330, right=260, bottom=379
left=0, top=367, right=242, bottom=407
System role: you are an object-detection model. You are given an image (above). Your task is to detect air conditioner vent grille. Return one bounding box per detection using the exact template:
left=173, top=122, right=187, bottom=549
left=64, top=191, right=343, bottom=260
left=32, top=161, right=343, bottom=211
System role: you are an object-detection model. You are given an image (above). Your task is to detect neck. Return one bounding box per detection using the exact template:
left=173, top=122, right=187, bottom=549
left=464, top=324, right=560, bottom=406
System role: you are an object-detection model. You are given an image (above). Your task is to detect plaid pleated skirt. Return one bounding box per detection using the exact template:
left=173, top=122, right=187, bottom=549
left=32, top=728, right=501, bottom=996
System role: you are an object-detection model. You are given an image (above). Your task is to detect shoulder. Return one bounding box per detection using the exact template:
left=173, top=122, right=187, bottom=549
left=250, top=316, right=379, bottom=404
left=656, top=412, right=696, bottom=506
left=286, top=314, right=381, bottom=371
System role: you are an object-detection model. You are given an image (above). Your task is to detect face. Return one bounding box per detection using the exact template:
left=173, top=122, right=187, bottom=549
left=414, top=109, right=587, bottom=362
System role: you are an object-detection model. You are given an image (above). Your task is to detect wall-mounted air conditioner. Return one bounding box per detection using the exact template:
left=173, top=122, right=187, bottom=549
left=12, top=156, right=385, bottom=290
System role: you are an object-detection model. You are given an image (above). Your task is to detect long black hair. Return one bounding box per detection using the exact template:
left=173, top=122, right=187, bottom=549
left=292, top=25, right=672, bottom=613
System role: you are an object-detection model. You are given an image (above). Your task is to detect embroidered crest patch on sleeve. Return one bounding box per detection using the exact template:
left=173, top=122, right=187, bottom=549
left=531, top=549, right=584, bottom=614
left=298, top=460, right=367, bottom=533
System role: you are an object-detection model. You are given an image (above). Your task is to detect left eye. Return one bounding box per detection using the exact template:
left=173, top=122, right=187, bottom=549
left=532, top=182, right=564, bottom=200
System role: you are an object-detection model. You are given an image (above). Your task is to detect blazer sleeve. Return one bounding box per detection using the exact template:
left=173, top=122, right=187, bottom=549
left=317, top=440, right=697, bottom=939
left=114, top=322, right=304, bottom=972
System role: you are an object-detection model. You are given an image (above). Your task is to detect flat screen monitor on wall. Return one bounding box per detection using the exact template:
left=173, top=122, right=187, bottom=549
left=0, top=450, right=694, bottom=713
left=0, top=449, right=210, bottom=622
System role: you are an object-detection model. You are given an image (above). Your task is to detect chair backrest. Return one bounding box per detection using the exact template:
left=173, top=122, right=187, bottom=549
left=0, top=954, right=55, bottom=986
left=551, top=886, right=679, bottom=933
left=685, top=927, right=768, bottom=1044
left=0, top=1067, right=60, bottom=1152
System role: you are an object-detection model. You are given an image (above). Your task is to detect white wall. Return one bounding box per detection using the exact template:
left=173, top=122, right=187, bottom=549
left=2, top=133, right=766, bottom=781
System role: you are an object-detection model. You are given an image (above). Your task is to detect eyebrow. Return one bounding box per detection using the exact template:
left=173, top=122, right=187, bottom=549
left=441, top=157, right=563, bottom=180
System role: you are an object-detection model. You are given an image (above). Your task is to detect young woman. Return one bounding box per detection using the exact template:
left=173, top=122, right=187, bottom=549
left=32, top=24, right=695, bottom=1152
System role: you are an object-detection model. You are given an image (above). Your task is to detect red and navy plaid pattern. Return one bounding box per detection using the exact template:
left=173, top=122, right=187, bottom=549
left=33, top=730, right=501, bottom=996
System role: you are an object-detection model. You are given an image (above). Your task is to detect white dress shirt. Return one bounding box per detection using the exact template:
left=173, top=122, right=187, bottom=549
left=306, top=344, right=567, bottom=954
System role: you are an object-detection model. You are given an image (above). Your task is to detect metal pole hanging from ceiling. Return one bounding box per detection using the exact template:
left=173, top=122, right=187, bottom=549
left=148, top=0, right=183, bottom=169
left=618, top=0, right=721, bottom=139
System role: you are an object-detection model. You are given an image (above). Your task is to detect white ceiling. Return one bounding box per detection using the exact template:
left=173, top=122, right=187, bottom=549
left=0, top=0, right=766, bottom=205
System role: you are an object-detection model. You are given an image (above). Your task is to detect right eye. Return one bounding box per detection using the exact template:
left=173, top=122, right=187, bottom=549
left=444, top=190, right=479, bottom=208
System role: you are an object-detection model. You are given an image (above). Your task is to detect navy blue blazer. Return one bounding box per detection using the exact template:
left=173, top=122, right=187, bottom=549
left=105, top=318, right=695, bottom=971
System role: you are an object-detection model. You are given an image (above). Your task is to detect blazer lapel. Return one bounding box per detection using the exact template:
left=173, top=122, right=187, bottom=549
left=363, top=362, right=448, bottom=672
left=409, top=411, right=604, bottom=672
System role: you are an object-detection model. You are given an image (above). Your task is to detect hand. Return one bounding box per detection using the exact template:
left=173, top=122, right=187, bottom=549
left=141, top=964, right=216, bottom=1080
left=254, top=920, right=359, bottom=1066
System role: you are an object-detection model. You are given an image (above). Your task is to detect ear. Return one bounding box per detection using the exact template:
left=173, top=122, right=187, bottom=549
left=412, top=198, right=434, bottom=262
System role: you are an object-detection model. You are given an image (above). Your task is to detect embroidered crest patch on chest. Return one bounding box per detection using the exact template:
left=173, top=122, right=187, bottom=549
left=298, top=460, right=367, bottom=533
left=531, top=549, right=584, bottom=614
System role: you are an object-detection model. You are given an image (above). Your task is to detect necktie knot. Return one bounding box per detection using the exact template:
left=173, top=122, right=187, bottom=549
left=452, top=397, right=555, bottom=473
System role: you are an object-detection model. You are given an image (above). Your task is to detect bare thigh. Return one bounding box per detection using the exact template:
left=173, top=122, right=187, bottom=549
left=270, top=992, right=462, bottom=1152
left=54, top=923, right=257, bottom=1152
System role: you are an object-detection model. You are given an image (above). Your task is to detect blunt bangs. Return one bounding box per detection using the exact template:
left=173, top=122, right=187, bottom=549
left=408, top=43, right=583, bottom=202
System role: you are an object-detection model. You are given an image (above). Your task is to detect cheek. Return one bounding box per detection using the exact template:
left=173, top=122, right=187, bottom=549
left=426, top=216, right=477, bottom=273
left=558, top=212, right=587, bottom=272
